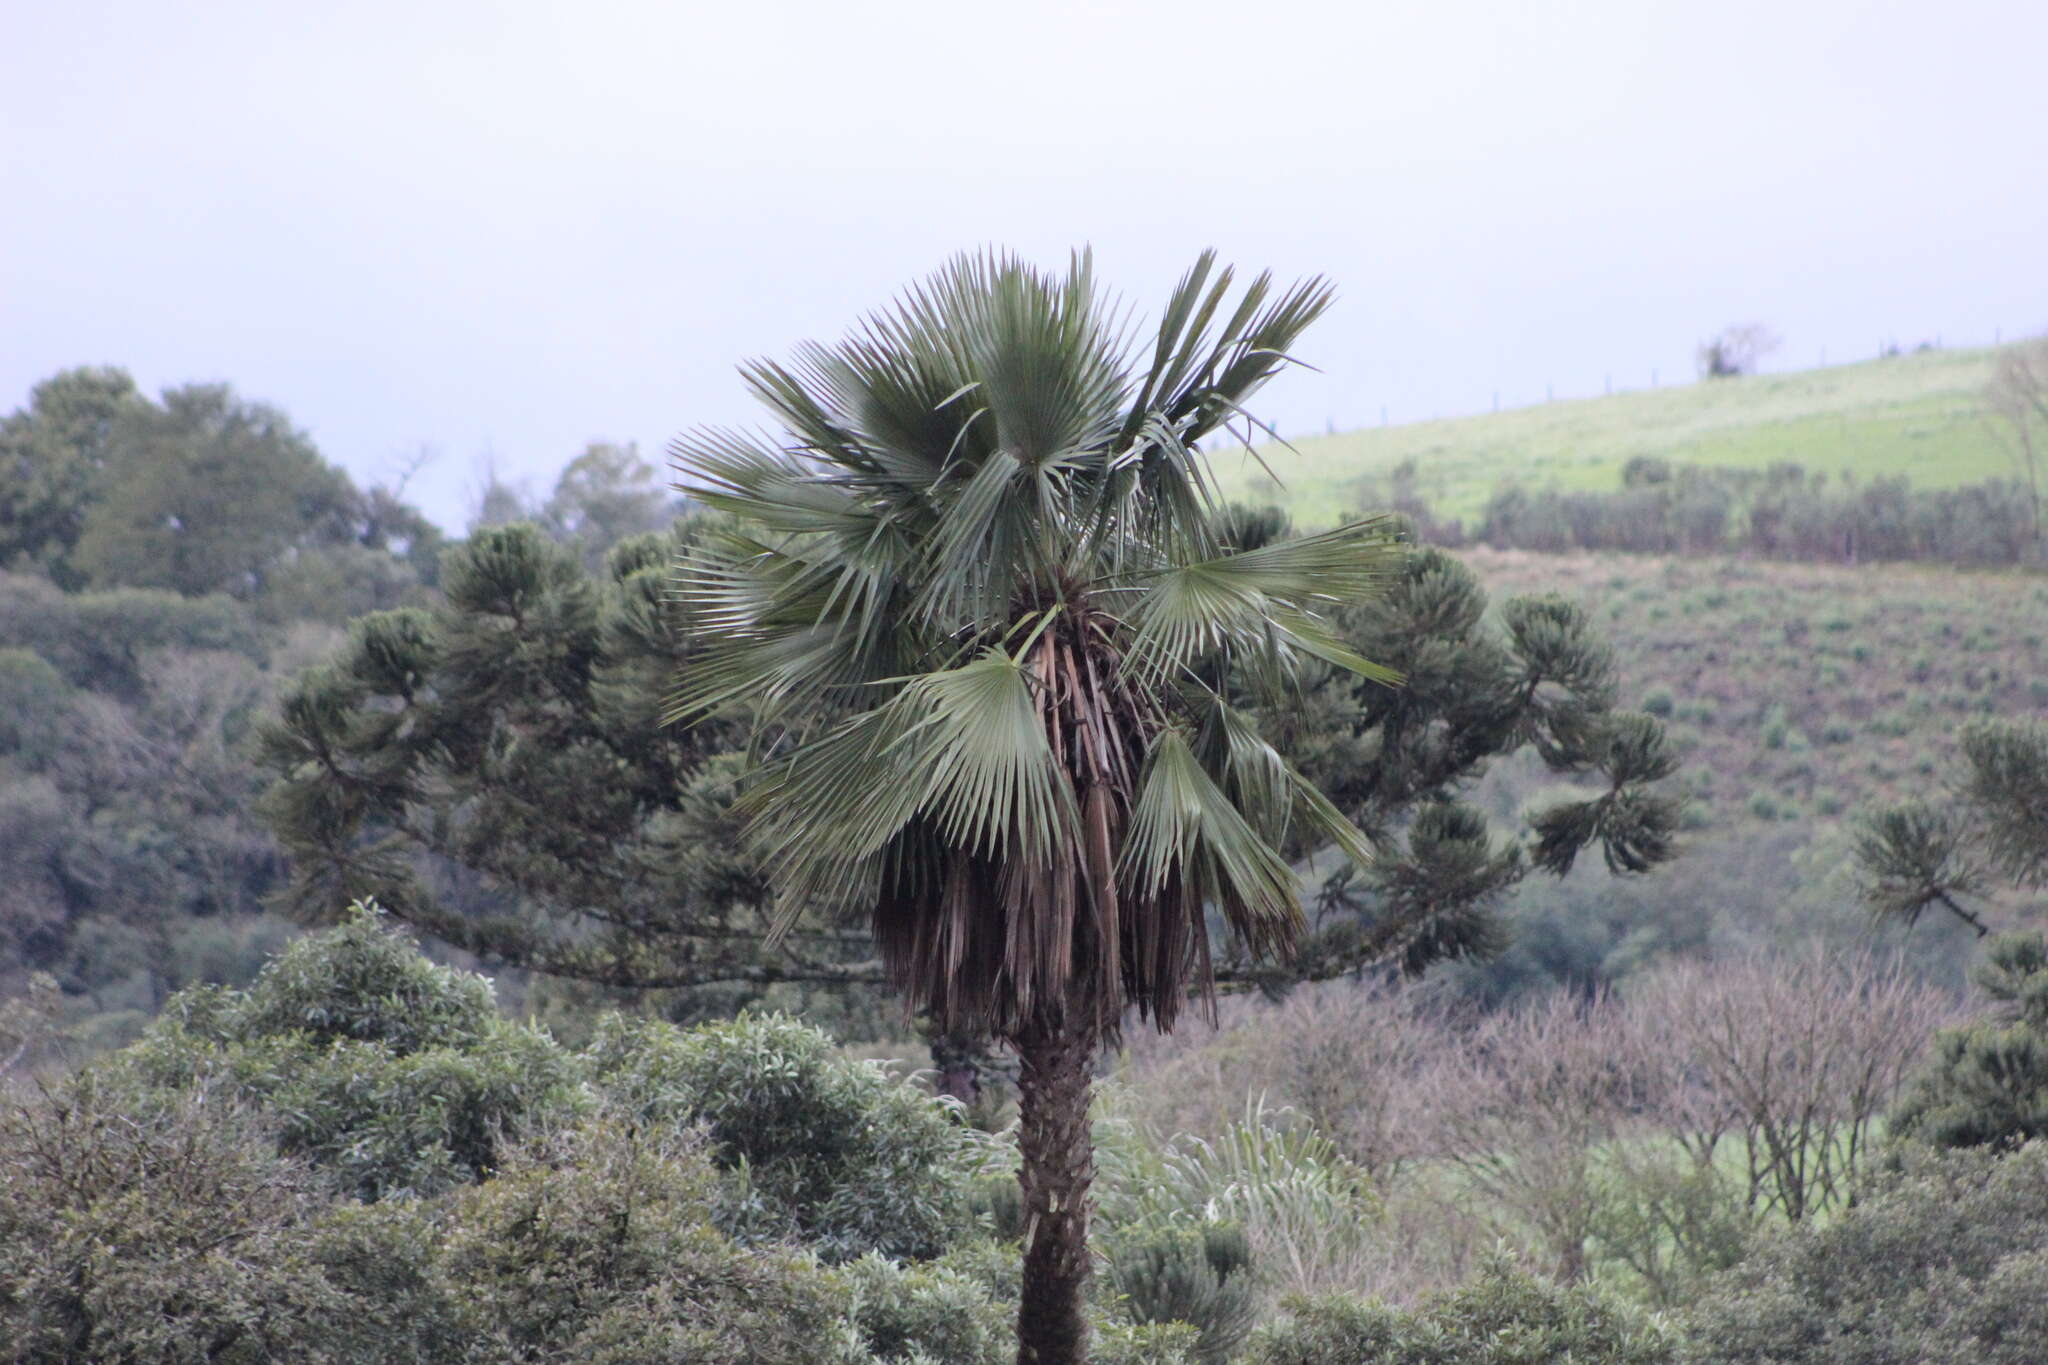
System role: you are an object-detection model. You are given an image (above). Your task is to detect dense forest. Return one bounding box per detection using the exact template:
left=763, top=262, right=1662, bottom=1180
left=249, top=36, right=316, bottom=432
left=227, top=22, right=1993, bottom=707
left=4, top=290, right=2047, bottom=1365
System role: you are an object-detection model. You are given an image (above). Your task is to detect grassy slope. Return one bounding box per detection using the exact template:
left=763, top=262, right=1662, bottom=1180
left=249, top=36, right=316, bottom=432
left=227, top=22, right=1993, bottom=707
left=1220, top=345, right=2016, bottom=527
left=1459, top=547, right=2048, bottom=952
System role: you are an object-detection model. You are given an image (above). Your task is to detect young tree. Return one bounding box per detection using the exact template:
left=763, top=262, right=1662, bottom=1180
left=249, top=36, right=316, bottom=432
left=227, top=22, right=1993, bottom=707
left=1987, top=338, right=2047, bottom=542
left=1890, top=931, right=2048, bottom=1150
left=0, top=366, right=146, bottom=584
left=1696, top=323, right=1780, bottom=379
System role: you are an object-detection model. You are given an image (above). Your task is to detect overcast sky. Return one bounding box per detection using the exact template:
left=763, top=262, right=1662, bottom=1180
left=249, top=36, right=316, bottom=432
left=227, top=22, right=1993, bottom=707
left=5, top=0, right=2044, bottom=529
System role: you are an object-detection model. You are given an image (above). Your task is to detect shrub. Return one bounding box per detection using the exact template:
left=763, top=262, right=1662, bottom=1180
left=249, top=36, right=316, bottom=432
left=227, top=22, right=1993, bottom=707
left=1096, top=1096, right=1385, bottom=1300
left=585, top=1010, right=990, bottom=1260
left=1681, top=1143, right=2048, bottom=1364
left=113, top=904, right=584, bottom=1200
left=840, top=1251, right=1011, bottom=1364
left=1104, top=1221, right=1258, bottom=1365
left=1642, top=686, right=1676, bottom=718
left=1246, top=1250, right=1672, bottom=1364
left=0, top=646, right=70, bottom=767
left=1590, top=1146, right=1755, bottom=1307
left=1095, top=1321, right=1202, bottom=1365
left=436, top=1118, right=856, bottom=1365
left=1890, top=933, right=2048, bottom=1151
left=0, top=1074, right=363, bottom=1364
left=232, top=904, right=497, bottom=1053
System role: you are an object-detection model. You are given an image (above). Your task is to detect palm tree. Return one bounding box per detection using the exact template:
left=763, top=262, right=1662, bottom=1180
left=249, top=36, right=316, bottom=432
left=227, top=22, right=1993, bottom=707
left=669, top=250, right=1400, bottom=1364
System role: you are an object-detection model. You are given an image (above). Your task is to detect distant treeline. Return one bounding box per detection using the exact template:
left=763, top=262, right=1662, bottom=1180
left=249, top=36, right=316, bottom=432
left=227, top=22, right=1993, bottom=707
left=1386, top=459, right=2043, bottom=566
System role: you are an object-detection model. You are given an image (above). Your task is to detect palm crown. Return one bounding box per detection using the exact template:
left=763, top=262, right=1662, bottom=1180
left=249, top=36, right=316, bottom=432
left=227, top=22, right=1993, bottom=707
left=669, top=250, right=1402, bottom=1042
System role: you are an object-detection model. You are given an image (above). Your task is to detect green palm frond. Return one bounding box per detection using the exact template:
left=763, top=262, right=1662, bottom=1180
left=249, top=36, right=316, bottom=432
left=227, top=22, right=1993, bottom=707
left=741, top=647, right=1079, bottom=932
left=670, top=247, right=1399, bottom=1038
left=1121, top=729, right=1301, bottom=947
left=1118, top=519, right=1407, bottom=690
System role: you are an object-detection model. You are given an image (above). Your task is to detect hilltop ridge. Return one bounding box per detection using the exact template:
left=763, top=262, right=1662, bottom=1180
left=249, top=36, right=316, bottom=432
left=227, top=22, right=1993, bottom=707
left=1226, top=344, right=2022, bottom=528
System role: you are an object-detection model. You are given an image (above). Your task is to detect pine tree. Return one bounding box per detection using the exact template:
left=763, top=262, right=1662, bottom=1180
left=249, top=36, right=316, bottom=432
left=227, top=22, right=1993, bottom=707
left=1891, top=931, right=2048, bottom=1150
left=259, top=521, right=878, bottom=1006
left=1855, top=719, right=2048, bottom=936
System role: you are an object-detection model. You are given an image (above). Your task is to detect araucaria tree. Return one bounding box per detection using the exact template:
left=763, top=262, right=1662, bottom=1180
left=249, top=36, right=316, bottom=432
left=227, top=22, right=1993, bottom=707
left=669, top=251, right=1399, bottom=1364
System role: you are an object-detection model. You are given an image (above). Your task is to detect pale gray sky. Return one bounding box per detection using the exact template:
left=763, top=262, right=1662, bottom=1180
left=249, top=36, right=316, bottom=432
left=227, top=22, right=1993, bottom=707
left=5, top=0, right=2044, bottom=528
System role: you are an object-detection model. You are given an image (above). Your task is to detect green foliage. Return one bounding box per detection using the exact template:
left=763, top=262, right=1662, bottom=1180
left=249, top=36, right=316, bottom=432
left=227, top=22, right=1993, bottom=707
left=233, top=902, right=498, bottom=1052
left=115, top=905, right=584, bottom=1199
left=586, top=1010, right=989, bottom=1260
left=537, top=441, right=679, bottom=570
left=0, top=1074, right=365, bottom=1364
left=1246, top=1250, right=1672, bottom=1365
left=840, top=1252, right=1013, bottom=1364
left=1681, top=1142, right=2048, bottom=1364
left=0, top=366, right=146, bottom=584
left=1477, top=464, right=2040, bottom=566
left=0, top=1072, right=865, bottom=1365
left=1589, top=1147, right=1756, bottom=1307
left=1095, top=1097, right=1385, bottom=1301
left=66, top=382, right=379, bottom=599
left=0, top=569, right=265, bottom=694
left=436, top=1118, right=857, bottom=1365
left=831, top=1237, right=1201, bottom=1364
left=1891, top=932, right=2048, bottom=1150
left=257, top=518, right=864, bottom=1010
left=1856, top=718, right=2048, bottom=935
left=1093, top=1321, right=1203, bottom=1365
left=1103, top=1221, right=1259, bottom=1365
left=0, top=646, right=70, bottom=767
left=1291, top=546, right=1680, bottom=979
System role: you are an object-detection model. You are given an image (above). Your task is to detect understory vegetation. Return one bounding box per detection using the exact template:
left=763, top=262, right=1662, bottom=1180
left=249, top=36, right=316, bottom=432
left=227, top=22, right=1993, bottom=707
left=10, top=909, right=2048, bottom=1362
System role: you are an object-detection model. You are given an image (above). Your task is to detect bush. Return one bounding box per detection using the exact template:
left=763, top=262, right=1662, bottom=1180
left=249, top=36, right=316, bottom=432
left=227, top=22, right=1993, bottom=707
left=0, top=646, right=70, bottom=767
left=1104, top=1221, right=1258, bottom=1365
left=1095, top=1321, right=1202, bottom=1365
left=1246, top=1250, right=1672, bottom=1364
left=232, top=905, right=497, bottom=1053
left=1890, top=933, right=2048, bottom=1151
left=0, top=1074, right=363, bottom=1364
left=585, top=1009, right=990, bottom=1260
left=1681, top=1143, right=2048, bottom=1364
left=113, top=904, right=584, bottom=1199
left=840, top=1251, right=1011, bottom=1364
left=437, top=1118, right=856, bottom=1365
left=1095, top=1095, right=1385, bottom=1300
left=1589, top=1147, right=1755, bottom=1307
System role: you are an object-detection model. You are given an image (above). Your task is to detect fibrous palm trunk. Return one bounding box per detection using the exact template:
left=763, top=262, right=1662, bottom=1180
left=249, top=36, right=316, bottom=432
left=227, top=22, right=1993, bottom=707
left=1012, top=994, right=1100, bottom=1365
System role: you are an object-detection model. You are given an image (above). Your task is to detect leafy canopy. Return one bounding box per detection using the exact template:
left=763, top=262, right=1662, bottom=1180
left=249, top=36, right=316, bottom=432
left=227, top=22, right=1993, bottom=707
left=671, top=250, right=1402, bottom=1041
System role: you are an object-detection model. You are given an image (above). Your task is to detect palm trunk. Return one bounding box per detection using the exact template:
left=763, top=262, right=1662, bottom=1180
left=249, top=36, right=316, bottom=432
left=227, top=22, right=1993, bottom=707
left=1013, top=1001, right=1099, bottom=1365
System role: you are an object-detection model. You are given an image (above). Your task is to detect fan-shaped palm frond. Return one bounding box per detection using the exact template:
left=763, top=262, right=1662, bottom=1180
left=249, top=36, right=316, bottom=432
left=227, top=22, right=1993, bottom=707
left=670, top=248, right=1398, bottom=1042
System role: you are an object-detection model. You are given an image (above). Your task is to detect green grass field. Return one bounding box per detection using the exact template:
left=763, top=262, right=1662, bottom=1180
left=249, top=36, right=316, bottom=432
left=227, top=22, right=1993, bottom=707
left=1221, top=344, right=2021, bottom=528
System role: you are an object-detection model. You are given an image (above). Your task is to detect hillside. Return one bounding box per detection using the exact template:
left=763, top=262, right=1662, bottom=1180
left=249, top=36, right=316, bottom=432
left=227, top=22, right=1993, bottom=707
left=1221, top=344, right=2019, bottom=528
left=1433, top=546, right=2045, bottom=1002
